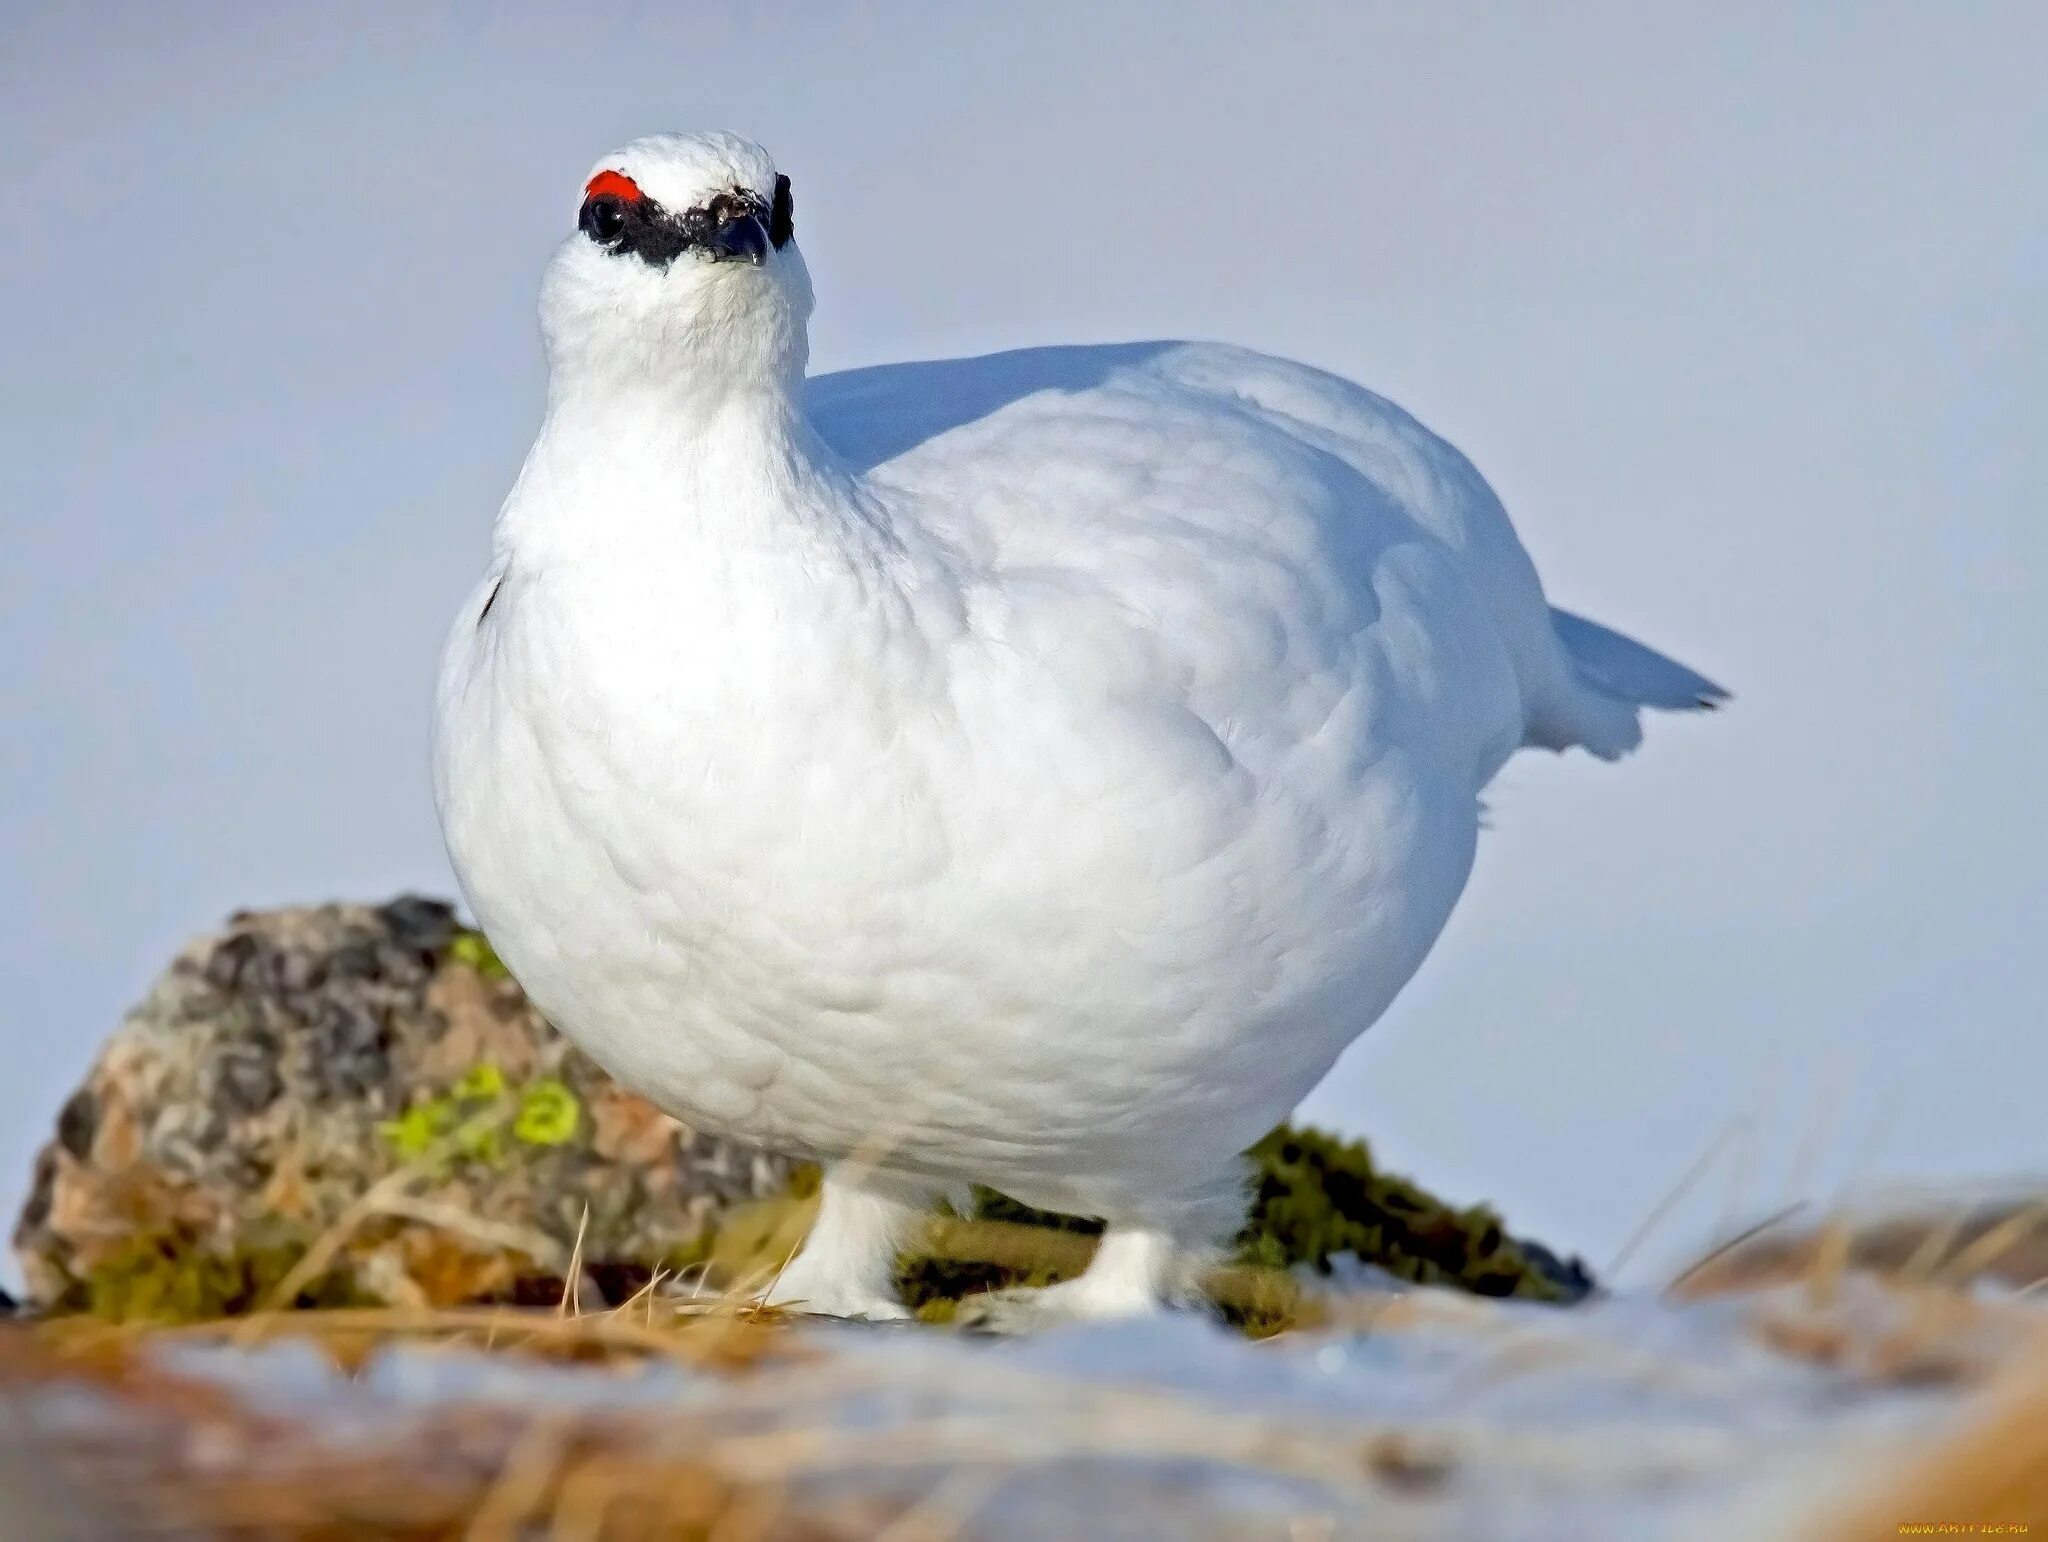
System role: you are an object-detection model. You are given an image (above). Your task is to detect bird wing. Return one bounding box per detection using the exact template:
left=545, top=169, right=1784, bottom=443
left=811, top=341, right=1529, bottom=789
left=808, top=341, right=1721, bottom=769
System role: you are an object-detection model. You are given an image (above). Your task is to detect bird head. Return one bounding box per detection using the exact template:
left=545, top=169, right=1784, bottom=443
left=538, top=132, right=811, bottom=399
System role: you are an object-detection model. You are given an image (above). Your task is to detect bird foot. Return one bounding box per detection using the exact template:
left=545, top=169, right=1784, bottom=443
left=954, top=1275, right=1166, bottom=1335
left=758, top=1267, right=911, bottom=1322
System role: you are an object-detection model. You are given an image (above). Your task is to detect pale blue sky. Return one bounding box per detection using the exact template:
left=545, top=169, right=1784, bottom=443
left=2, top=1, right=2042, bottom=1280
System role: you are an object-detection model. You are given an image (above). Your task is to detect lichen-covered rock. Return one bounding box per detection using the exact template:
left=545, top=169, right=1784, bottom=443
left=13, top=899, right=795, bottom=1317
left=13, top=897, right=1592, bottom=1323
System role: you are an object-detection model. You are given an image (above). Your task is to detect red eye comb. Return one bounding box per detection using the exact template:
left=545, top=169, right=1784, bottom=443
left=584, top=169, right=644, bottom=203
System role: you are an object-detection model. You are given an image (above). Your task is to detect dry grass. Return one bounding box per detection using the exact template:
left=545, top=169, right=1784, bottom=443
left=1682, top=1195, right=2048, bottom=1532
left=0, top=1116, right=1321, bottom=1536
left=2, top=1303, right=871, bottom=1541
left=1671, top=1193, right=2048, bottom=1301
left=10, top=1267, right=2048, bottom=1539
left=1816, top=1331, right=2048, bottom=1535
left=11, top=1180, right=2048, bottom=1538
left=0, top=1295, right=1435, bottom=1538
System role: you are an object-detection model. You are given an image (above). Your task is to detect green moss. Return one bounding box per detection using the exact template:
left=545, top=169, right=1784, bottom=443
left=71, top=1226, right=374, bottom=1324
left=890, top=1121, right=1581, bottom=1323
left=893, top=1236, right=1070, bottom=1316
left=1242, top=1124, right=1569, bottom=1302
left=971, top=1187, right=1102, bottom=1234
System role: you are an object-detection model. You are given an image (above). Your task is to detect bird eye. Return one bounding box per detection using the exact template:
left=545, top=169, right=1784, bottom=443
left=580, top=194, right=629, bottom=244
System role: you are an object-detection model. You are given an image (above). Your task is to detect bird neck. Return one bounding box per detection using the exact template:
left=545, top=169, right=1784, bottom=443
left=502, top=370, right=886, bottom=569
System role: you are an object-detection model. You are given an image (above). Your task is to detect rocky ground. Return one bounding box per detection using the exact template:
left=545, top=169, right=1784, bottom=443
left=5, top=901, right=2045, bottom=1538
left=13, top=900, right=1588, bottom=1324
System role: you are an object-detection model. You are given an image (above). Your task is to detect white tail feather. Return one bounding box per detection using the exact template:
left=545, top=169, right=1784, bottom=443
left=1528, top=608, right=1727, bottom=761
left=1551, top=608, right=1728, bottom=712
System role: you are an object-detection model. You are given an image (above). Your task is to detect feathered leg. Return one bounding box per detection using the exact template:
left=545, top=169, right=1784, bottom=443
left=762, top=1165, right=932, bottom=1320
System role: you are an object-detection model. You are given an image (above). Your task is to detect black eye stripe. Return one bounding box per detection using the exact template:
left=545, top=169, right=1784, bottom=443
left=578, top=183, right=783, bottom=269
left=770, top=174, right=793, bottom=250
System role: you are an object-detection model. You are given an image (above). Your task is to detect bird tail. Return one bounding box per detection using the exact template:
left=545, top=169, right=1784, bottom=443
left=1527, top=608, right=1728, bottom=761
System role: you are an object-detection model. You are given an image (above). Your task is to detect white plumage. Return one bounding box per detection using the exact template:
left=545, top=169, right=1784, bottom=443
left=432, top=132, right=1722, bottom=1326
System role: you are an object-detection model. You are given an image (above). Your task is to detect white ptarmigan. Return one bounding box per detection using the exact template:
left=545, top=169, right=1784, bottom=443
left=432, top=132, right=1723, bottom=1328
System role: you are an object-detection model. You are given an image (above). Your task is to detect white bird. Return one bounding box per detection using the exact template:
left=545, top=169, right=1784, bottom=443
left=432, top=132, right=1723, bottom=1328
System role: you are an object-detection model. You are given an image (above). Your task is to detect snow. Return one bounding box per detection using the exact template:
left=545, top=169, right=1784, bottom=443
left=27, top=1274, right=2025, bottom=1539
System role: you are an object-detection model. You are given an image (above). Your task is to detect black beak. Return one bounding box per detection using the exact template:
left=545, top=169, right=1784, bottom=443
left=703, top=212, right=769, bottom=267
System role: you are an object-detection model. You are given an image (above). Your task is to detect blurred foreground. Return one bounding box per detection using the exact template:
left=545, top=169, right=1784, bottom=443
left=3, top=1226, right=2046, bottom=1540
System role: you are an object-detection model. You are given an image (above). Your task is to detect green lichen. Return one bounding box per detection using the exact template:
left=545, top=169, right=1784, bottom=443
left=445, top=928, right=509, bottom=980
left=377, top=1062, right=580, bottom=1171
left=453, top=1062, right=507, bottom=1100
left=377, top=1080, right=495, bottom=1168
left=378, top=1103, right=439, bottom=1162
left=513, top=1079, right=581, bottom=1146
